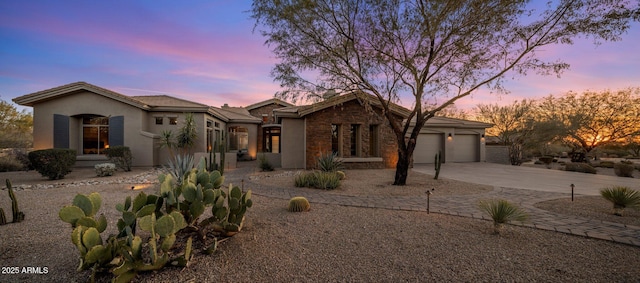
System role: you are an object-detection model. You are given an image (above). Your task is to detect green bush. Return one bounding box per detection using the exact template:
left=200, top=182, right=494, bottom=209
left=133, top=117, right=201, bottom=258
left=28, top=149, right=76, bottom=179
left=0, top=155, right=24, bottom=172
left=538, top=156, right=554, bottom=164
left=564, top=163, right=597, bottom=174
left=294, top=171, right=341, bottom=190
left=103, top=146, right=132, bottom=171
left=258, top=153, right=274, bottom=171
left=600, top=186, right=640, bottom=216
left=613, top=163, right=635, bottom=178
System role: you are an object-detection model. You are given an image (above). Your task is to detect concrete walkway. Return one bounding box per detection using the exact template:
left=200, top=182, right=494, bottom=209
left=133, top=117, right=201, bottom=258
left=226, top=162, right=640, bottom=247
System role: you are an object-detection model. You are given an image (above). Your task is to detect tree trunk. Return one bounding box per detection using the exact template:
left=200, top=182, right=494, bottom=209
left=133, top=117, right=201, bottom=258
left=393, top=151, right=410, bottom=185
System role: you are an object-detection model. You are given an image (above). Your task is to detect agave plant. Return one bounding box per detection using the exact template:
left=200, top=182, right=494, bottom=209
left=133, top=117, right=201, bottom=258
left=600, top=186, right=640, bottom=216
left=478, top=199, right=528, bottom=234
left=316, top=152, right=343, bottom=172
left=165, top=154, right=195, bottom=185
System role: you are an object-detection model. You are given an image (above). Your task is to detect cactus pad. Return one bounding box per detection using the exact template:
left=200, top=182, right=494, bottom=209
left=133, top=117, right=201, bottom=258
left=59, top=205, right=86, bottom=225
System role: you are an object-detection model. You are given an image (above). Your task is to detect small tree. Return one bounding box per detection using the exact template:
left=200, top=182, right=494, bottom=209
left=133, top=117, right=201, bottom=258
left=0, top=99, right=32, bottom=149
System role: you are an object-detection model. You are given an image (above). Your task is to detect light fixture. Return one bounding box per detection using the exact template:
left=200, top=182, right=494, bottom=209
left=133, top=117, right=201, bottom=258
left=481, top=134, right=485, bottom=138
left=447, top=133, right=452, bottom=141
left=448, top=133, right=452, bottom=137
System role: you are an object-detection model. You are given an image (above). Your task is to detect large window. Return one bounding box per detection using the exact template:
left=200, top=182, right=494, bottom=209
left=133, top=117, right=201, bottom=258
left=228, top=126, right=248, bottom=151
left=331, top=124, right=341, bottom=155
left=350, top=124, right=361, bottom=157
left=82, top=115, right=109, bottom=155
left=263, top=127, right=281, bottom=153
left=369, top=125, right=379, bottom=157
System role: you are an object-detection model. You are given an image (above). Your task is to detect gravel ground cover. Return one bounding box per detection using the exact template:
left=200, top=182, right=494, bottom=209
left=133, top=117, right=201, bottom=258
left=0, top=165, right=638, bottom=282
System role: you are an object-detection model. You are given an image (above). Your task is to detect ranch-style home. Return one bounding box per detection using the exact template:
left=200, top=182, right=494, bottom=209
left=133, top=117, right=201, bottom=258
left=13, top=82, right=490, bottom=169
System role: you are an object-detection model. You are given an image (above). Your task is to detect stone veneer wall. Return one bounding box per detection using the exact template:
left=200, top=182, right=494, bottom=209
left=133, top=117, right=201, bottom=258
left=303, top=100, right=400, bottom=169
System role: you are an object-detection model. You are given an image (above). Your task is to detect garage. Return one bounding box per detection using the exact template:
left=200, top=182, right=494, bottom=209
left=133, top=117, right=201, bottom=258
left=413, top=133, right=444, bottom=164
left=454, top=134, right=479, bottom=162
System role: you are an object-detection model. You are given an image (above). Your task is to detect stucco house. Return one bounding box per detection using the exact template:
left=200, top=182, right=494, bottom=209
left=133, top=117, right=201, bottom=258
left=13, top=82, right=490, bottom=169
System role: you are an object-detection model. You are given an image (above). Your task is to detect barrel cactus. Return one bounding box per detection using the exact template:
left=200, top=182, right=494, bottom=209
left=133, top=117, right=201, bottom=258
left=288, top=197, right=311, bottom=212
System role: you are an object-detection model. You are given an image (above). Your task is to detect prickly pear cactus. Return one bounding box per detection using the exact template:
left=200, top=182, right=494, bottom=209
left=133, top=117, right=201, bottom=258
left=59, top=192, right=107, bottom=233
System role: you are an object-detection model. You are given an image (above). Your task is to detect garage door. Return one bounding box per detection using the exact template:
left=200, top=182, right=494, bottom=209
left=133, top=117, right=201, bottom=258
left=414, top=134, right=443, bottom=163
left=454, top=134, right=478, bottom=162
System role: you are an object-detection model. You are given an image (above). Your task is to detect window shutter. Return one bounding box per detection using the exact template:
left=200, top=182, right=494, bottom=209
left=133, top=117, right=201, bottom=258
left=109, top=116, right=125, bottom=146
left=53, top=114, right=69, bottom=148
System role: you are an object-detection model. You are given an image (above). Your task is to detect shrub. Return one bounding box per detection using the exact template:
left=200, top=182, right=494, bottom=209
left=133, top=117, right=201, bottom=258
left=478, top=199, right=528, bottom=234
left=288, top=197, right=311, bottom=212
left=258, top=153, right=274, bottom=171
left=613, top=163, right=635, bottom=178
left=564, top=163, right=597, bottom=174
left=28, top=148, right=76, bottom=180
left=538, top=156, right=554, bottom=165
left=600, top=186, right=640, bottom=216
left=316, top=152, right=343, bottom=172
left=95, top=163, right=116, bottom=177
left=103, top=146, right=132, bottom=171
left=294, top=171, right=341, bottom=190
left=0, top=155, right=24, bottom=172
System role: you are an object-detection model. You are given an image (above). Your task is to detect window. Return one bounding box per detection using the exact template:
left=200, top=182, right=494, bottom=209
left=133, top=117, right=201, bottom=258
left=155, top=117, right=163, bottom=125
left=369, top=125, right=379, bottom=157
left=169, top=117, right=178, bottom=125
left=331, top=124, right=341, bottom=156
left=350, top=124, right=361, bottom=157
left=228, top=126, right=248, bottom=151
left=263, top=127, right=281, bottom=153
left=82, top=115, right=109, bottom=155
left=206, top=120, right=213, bottom=152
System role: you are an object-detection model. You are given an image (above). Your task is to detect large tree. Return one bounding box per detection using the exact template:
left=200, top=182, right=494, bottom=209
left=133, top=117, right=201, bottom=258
left=252, top=0, right=639, bottom=185
left=0, top=99, right=32, bottom=148
left=537, top=88, right=640, bottom=155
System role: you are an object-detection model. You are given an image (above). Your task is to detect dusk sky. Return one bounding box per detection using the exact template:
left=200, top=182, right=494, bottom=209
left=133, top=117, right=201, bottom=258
left=1, top=1, right=639, bottom=112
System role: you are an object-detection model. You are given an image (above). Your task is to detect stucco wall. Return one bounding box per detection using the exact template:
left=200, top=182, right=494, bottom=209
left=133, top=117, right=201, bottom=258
left=248, top=103, right=284, bottom=153
left=486, top=145, right=510, bottom=164
left=280, top=118, right=305, bottom=169
left=30, top=91, right=156, bottom=166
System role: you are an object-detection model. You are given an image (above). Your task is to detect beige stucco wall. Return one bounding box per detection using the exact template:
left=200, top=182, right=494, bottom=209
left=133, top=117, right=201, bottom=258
left=280, top=118, right=305, bottom=169
left=30, top=91, right=157, bottom=166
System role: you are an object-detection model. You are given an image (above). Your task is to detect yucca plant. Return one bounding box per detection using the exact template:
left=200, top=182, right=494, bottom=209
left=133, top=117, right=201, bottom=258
left=600, top=186, right=640, bottom=216
left=316, top=152, right=343, bottom=172
left=478, top=199, right=528, bottom=234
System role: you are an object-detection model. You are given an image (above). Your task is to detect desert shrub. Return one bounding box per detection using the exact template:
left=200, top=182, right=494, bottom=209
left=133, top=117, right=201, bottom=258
left=0, top=155, right=23, bottom=172
left=336, top=170, right=346, bottom=180
left=28, top=148, right=76, bottom=179
left=103, top=146, right=132, bottom=171
left=95, top=163, right=116, bottom=177
left=316, top=152, right=343, bottom=172
left=613, top=163, right=635, bottom=177
left=564, top=163, right=597, bottom=174
left=594, top=161, right=615, bottom=168
left=538, top=156, right=554, bottom=164
left=600, top=186, right=640, bottom=216
left=288, top=196, right=311, bottom=212
left=258, top=153, right=274, bottom=171
left=294, top=171, right=341, bottom=190
left=478, top=199, right=528, bottom=234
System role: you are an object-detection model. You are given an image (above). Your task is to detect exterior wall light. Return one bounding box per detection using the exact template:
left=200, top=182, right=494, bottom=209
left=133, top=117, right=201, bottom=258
left=447, top=133, right=453, bottom=141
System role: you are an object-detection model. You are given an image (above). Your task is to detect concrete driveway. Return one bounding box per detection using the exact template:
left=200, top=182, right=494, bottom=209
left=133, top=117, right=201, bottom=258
left=413, top=162, right=640, bottom=196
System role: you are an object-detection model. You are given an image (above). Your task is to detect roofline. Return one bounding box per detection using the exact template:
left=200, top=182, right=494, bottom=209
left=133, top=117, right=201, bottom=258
left=12, top=81, right=151, bottom=109
left=245, top=98, right=295, bottom=110
left=274, top=91, right=411, bottom=118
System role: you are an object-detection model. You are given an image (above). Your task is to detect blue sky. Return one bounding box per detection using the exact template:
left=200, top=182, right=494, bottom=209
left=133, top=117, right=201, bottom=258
left=1, top=1, right=639, bottom=112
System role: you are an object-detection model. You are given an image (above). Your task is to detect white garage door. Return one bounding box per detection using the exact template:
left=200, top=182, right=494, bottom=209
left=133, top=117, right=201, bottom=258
left=414, top=134, right=443, bottom=164
left=454, top=134, right=478, bottom=162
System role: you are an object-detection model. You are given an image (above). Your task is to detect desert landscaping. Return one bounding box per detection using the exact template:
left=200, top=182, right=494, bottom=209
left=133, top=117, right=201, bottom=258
left=1, top=163, right=639, bottom=282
